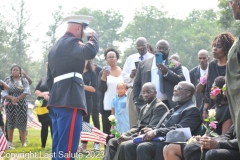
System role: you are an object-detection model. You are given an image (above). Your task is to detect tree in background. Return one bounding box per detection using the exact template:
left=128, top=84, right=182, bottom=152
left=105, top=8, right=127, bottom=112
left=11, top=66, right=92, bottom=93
left=0, top=0, right=32, bottom=79
left=218, top=0, right=240, bottom=36
left=41, top=5, right=64, bottom=76
left=120, top=5, right=221, bottom=70
left=9, top=0, right=31, bottom=68
left=73, top=7, right=124, bottom=67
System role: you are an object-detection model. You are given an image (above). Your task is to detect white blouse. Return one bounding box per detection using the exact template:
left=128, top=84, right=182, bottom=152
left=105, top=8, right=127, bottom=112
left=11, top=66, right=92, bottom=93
left=103, top=75, right=123, bottom=110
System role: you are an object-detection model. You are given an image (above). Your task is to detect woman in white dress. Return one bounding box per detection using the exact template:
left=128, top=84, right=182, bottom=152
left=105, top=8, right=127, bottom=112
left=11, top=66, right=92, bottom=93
left=98, top=48, right=123, bottom=143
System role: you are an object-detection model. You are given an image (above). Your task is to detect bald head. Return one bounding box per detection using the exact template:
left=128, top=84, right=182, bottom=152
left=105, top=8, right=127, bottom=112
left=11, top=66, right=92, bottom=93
left=156, top=40, right=170, bottom=60
left=142, top=82, right=157, bottom=103
left=142, top=82, right=156, bottom=91
left=180, top=81, right=195, bottom=97
left=136, top=37, right=147, bottom=45
left=170, top=54, right=180, bottom=62
left=198, top=49, right=209, bottom=57
left=136, top=37, right=148, bottom=56
left=66, top=23, right=83, bottom=39
left=156, top=40, right=170, bottom=48
left=197, top=49, right=209, bottom=70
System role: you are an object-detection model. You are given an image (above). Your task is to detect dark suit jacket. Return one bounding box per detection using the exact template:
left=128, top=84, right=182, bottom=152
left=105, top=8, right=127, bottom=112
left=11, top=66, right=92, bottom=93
left=123, top=98, right=169, bottom=138
left=216, top=125, right=238, bottom=150
left=155, top=100, right=201, bottom=136
left=47, top=32, right=99, bottom=115
left=189, top=66, right=204, bottom=109
left=133, top=57, right=185, bottom=109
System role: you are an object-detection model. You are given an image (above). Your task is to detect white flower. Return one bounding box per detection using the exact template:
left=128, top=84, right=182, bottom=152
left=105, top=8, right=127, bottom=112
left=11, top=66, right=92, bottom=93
left=186, top=137, right=197, bottom=144
left=208, top=109, right=216, bottom=118
left=108, top=115, right=116, bottom=122
left=35, top=100, right=42, bottom=107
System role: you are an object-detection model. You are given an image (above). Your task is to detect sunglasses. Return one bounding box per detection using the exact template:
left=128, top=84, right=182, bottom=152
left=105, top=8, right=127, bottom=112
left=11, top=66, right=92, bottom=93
left=174, top=85, right=190, bottom=91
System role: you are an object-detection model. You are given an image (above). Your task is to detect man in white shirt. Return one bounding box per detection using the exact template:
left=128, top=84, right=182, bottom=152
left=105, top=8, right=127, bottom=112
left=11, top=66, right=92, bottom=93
left=122, top=37, right=154, bottom=128
left=189, top=49, right=210, bottom=110
left=133, top=40, right=185, bottom=110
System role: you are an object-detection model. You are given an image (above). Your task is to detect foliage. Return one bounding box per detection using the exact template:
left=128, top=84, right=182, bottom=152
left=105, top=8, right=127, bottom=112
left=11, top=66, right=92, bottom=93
left=9, top=0, right=31, bottom=68
left=73, top=8, right=124, bottom=67
left=120, top=6, right=221, bottom=69
left=218, top=0, right=240, bottom=36
left=40, top=5, right=64, bottom=77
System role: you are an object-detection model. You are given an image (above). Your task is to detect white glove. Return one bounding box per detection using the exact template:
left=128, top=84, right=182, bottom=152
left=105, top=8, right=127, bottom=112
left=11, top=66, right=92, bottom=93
left=83, top=26, right=95, bottom=37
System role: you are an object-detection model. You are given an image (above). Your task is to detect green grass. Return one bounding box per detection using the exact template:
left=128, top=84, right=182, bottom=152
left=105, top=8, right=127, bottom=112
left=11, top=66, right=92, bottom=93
left=2, top=116, right=105, bottom=160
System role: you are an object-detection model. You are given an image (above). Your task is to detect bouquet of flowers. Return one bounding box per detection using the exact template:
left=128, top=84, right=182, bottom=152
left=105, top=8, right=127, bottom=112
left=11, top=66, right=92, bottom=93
left=169, top=60, right=179, bottom=68
left=108, top=115, right=120, bottom=138
left=203, top=109, right=218, bottom=137
left=199, top=75, right=207, bottom=85
left=34, top=99, right=43, bottom=108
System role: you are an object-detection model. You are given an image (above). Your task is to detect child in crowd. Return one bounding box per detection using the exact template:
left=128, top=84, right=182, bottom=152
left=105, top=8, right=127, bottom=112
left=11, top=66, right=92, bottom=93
left=110, top=83, right=129, bottom=133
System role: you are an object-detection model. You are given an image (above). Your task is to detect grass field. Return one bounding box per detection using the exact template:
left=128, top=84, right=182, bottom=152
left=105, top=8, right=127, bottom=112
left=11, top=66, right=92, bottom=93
left=2, top=117, right=105, bottom=160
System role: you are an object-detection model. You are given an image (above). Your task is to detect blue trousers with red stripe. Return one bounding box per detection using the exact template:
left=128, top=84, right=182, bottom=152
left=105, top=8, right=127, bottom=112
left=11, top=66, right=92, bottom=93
left=49, top=107, right=82, bottom=160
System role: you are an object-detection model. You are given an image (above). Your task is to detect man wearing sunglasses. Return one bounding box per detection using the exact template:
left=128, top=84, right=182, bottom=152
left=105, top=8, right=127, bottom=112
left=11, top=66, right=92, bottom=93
left=125, top=81, right=201, bottom=160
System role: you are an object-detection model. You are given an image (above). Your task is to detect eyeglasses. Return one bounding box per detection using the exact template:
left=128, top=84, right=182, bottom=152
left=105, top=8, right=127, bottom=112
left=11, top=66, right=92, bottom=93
left=141, top=91, right=153, bottom=95
left=174, top=85, right=190, bottom=91
left=136, top=45, right=147, bottom=50
left=156, top=47, right=169, bottom=51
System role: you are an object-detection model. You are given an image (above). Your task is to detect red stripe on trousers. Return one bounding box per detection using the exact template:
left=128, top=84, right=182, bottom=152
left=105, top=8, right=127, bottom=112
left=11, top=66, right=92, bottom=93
left=67, top=109, right=77, bottom=160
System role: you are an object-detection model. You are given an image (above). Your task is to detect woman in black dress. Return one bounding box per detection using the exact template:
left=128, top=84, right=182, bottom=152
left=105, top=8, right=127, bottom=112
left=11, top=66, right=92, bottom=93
left=34, top=64, right=52, bottom=148
left=80, top=60, right=97, bottom=153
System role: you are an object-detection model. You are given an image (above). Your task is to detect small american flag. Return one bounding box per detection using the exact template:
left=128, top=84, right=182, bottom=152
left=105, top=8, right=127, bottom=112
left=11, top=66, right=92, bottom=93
left=2, top=108, right=42, bottom=130
left=27, top=109, right=42, bottom=130
left=80, top=121, right=108, bottom=145
left=0, top=128, right=7, bottom=156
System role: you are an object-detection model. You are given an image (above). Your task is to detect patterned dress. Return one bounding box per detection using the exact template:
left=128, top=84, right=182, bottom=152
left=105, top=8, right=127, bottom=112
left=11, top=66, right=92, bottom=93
left=2, top=78, right=30, bottom=131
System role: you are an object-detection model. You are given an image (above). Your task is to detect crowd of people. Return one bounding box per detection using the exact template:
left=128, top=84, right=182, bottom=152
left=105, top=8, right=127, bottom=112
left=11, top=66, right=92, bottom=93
left=0, top=1, right=240, bottom=160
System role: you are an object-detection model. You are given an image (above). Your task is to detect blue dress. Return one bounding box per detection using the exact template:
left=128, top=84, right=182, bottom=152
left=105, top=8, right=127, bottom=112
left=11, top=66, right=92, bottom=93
left=111, top=94, right=130, bottom=133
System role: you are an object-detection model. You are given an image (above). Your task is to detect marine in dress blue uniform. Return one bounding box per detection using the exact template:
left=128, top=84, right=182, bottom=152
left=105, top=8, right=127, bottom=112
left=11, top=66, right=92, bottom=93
left=47, top=15, right=99, bottom=160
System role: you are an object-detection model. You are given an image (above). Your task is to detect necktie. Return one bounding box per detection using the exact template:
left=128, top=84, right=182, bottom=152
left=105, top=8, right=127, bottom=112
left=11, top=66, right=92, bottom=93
left=139, top=56, right=144, bottom=61
left=157, top=69, right=165, bottom=93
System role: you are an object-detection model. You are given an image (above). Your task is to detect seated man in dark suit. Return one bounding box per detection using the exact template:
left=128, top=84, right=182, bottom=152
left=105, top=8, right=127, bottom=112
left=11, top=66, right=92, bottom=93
left=102, top=82, right=169, bottom=160
left=163, top=125, right=239, bottom=160
left=125, top=81, right=201, bottom=160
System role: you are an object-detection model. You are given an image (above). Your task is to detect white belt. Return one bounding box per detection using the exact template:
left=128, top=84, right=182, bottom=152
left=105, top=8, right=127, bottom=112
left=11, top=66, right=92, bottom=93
left=54, top=72, right=83, bottom=83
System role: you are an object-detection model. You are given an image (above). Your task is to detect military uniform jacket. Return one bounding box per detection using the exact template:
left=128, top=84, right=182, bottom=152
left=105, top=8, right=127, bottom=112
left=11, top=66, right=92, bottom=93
left=47, top=32, right=99, bottom=116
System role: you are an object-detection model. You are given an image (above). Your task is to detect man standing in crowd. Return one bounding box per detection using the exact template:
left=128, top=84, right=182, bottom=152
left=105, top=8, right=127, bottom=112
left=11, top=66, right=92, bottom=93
left=227, top=0, right=240, bottom=151
left=122, top=37, right=154, bottom=128
left=170, top=54, right=190, bottom=82
left=133, top=40, right=185, bottom=110
left=125, top=81, right=201, bottom=160
left=189, top=49, right=209, bottom=111
left=47, top=15, right=99, bottom=159
left=103, top=82, right=168, bottom=160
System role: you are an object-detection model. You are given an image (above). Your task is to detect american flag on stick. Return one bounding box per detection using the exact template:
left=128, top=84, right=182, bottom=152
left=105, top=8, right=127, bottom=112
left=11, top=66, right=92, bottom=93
left=80, top=121, right=108, bottom=145
left=27, top=109, right=42, bottom=130
left=2, top=105, right=42, bottom=130
left=0, top=128, right=7, bottom=156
